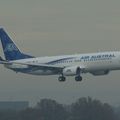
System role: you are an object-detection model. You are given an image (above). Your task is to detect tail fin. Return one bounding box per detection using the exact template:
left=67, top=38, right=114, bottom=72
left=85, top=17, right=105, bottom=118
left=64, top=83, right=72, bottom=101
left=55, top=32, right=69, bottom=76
left=0, top=28, right=33, bottom=61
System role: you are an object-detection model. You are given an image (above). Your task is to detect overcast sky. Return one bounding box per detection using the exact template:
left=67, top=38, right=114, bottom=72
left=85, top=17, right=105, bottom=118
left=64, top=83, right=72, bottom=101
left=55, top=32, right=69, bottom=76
left=0, top=0, right=120, bottom=106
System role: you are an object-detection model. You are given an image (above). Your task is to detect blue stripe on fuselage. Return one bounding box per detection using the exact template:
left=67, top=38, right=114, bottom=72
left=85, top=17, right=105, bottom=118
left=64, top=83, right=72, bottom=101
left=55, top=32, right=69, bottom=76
left=46, top=57, right=75, bottom=65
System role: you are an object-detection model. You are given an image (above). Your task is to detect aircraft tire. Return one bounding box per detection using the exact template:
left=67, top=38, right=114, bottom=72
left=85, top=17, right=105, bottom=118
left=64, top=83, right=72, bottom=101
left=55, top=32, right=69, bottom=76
left=75, top=76, right=82, bottom=82
left=58, top=76, right=66, bottom=82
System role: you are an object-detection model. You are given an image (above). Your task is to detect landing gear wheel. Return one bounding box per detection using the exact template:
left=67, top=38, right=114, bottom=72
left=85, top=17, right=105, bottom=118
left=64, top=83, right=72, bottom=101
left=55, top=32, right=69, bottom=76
left=75, top=76, right=82, bottom=82
left=58, top=76, right=66, bottom=82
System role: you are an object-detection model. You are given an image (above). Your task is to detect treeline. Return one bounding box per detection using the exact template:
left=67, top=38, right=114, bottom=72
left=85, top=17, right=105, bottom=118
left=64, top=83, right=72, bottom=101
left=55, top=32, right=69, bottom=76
left=0, top=97, right=119, bottom=120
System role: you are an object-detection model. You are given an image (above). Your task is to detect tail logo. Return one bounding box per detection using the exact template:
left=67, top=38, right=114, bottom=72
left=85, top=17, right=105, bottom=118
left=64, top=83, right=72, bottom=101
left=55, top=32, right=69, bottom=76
left=4, top=43, right=19, bottom=52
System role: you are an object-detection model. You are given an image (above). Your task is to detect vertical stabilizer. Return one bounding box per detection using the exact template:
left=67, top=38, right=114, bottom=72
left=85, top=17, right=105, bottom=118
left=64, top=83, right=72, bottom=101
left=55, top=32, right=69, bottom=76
left=0, top=28, right=33, bottom=60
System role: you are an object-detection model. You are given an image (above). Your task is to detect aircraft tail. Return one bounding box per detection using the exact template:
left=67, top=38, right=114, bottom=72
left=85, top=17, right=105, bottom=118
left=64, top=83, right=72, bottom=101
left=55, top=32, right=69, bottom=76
left=0, top=28, right=33, bottom=61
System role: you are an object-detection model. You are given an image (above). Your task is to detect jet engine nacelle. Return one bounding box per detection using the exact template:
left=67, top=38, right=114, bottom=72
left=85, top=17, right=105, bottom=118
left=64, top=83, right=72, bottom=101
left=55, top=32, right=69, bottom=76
left=63, top=66, right=80, bottom=76
left=91, top=70, right=109, bottom=76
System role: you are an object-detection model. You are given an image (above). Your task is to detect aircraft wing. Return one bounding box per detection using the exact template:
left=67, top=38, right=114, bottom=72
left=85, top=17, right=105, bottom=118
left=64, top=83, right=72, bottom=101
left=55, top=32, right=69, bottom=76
left=0, top=59, right=64, bottom=72
left=11, top=62, right=86, bottom=75
left=14, top=61, right=63, bottom=70
left=0, top=58, right=85, bottom=74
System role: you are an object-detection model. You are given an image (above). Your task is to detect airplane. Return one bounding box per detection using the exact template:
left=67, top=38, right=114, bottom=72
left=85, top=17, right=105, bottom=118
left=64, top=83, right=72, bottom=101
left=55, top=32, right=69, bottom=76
left=0, top=28, right=120, bottom=82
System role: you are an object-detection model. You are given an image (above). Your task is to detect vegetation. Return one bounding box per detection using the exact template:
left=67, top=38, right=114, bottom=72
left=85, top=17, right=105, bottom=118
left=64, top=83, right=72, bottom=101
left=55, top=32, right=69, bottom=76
left=0, top=97, right=119, bottom=120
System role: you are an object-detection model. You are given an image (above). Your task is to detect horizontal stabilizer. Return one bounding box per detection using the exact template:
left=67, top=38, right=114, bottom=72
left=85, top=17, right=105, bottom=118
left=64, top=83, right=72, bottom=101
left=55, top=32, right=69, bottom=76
left=0, top=56, right=11, bottom=64
left=0, top=56, right=4, bottom=61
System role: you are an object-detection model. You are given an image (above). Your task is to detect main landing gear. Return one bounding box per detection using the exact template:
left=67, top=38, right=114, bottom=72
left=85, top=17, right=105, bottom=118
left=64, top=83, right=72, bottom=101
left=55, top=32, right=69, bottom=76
left=58, top=75, right=66, bottom=82
left=58, top=75, right=82, bottom=82
left=58, top=67, right=83, bottom=82
left=75, top=75, right=82, bottom=82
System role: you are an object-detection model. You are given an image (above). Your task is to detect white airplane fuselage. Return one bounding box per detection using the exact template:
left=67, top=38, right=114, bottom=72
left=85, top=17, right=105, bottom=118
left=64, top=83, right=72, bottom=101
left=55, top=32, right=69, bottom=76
left=5, top=51, right=120, bottom=76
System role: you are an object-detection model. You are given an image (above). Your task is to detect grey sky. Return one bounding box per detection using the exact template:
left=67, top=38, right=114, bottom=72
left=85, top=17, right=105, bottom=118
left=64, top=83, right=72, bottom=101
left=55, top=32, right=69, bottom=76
left=0, top=0, right=120, bottom=106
